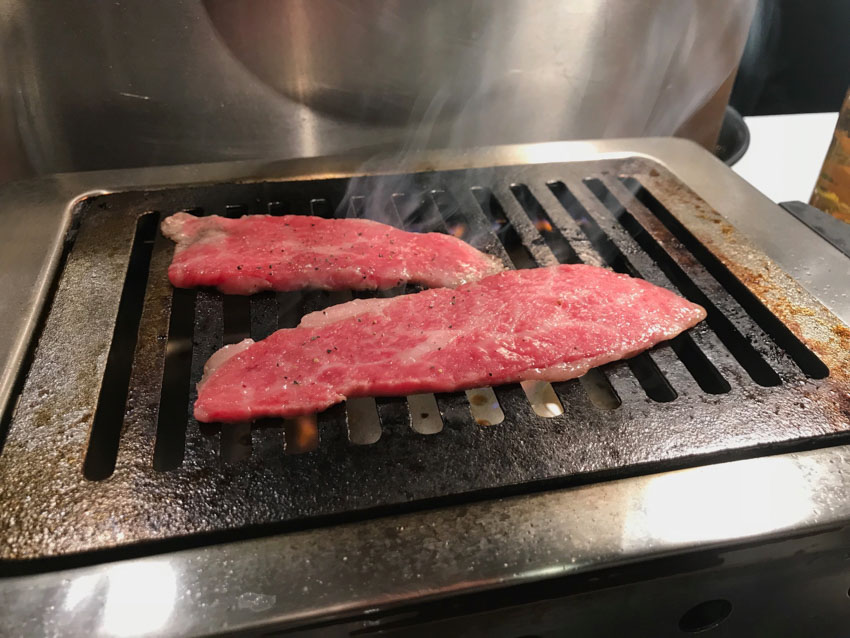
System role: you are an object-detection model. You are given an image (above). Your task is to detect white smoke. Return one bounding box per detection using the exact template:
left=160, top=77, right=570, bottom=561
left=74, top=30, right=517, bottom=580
left=330, top=0, right=756, bottom=228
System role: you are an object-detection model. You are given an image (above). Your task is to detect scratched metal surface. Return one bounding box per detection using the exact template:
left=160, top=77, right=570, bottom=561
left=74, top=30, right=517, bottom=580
left=0, top=159, right=848, bottom=562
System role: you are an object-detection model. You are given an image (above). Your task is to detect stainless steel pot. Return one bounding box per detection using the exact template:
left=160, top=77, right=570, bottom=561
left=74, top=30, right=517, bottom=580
left=0, top=0, right=755, bottom=182
left=205, top=0, right=755, bottom=137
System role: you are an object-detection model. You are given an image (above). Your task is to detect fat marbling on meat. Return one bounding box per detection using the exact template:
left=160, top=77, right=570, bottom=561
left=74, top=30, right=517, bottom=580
left=194, top=265, right=707, bottom=423
left=161, top=212, right=503, bottom=294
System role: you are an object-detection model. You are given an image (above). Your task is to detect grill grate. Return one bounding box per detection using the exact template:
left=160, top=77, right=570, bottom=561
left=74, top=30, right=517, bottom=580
left=0, top=158, right=847, bottom=562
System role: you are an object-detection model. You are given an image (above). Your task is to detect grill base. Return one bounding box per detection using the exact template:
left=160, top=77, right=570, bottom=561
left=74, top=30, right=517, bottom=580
left=0, top=156, right=848, bottom=563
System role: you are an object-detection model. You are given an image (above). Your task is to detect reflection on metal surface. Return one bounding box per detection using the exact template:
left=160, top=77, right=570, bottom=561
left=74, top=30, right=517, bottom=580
left=346, top=397, right=382, bottom=445
left=101, top=562, right=177, bottom=637
left=520, top=380, right=565, bottom=418
left=63, top=572, right=99, bottom=613
left=8, top=446, right=846, bottom=636
left=0, top=1, right=755, bottom=182
left=635, top=458, right=814, bottom=545
left=408, top=393, right=443, bottom=435
left=237, top=591, right=277, bottom=613
left=465, top=387, right=505, bottom=426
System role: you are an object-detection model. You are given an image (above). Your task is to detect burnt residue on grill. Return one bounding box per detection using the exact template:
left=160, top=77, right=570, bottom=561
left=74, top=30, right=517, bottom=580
left=0, top=160, right=848, bottom=562
left=620, top=158, right=845, bottom=381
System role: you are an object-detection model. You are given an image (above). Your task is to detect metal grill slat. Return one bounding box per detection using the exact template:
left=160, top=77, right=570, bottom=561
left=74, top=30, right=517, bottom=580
left=496, top=183, right=681, bottom=403
left=517, top=181, right=707, bottom=399
left=539, top=178, right=736, bottom=395
left=114, top=229, right=175, bottom=473
left=521, top=182, right=606, bottom=268
left=595, top=175, right=803, bottom=381
left=179, top=290, right=224, bottom=469
left=428, top=188, right=508, bottom=426
left=522, top=182, right=677, bottom=402
left=616, top=174, right=829, bottom=380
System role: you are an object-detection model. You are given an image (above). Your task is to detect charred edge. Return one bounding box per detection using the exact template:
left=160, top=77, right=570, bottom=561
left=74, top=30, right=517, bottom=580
left=153, top=288, right=196, bottom=471
left=579, top=178, right=784, bottom=388
left=84, top=213, right=159, bottom=480
left=512, top=183, right=675, bottom=403
left=547, top=181, right=730, bottom=396
left=471, top=187, right=536, bottom=269
left=619, top=177, right=829, bottom=380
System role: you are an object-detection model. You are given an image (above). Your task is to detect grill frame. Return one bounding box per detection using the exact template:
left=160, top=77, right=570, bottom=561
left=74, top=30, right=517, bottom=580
left=0, top=139, right=849, bottom=635
left=3, top=156, right=849, bottom=562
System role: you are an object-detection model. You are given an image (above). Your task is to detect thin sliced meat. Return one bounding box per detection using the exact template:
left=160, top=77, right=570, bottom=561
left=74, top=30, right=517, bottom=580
left=161, top=212, right=503, bottom=294
left=194, top=265, right=707, bottom=423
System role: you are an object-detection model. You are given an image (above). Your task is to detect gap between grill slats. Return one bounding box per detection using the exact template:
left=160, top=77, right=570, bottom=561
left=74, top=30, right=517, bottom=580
left=536, top=180, right=735, bottom=396
left=428, top=187, right=559, bottom=420
left=111, top=224, right=177, bottom=476
left=499, top=183, right=679, bottom=404
left=121, top=172, right=797, bottom=471
left=83, top=213, right=159, bottom=480
left=468, top=185, right=624, bottom=411
left=615, top=176, right=828, bottom=380
left=582, top=177, right=798, bottom=386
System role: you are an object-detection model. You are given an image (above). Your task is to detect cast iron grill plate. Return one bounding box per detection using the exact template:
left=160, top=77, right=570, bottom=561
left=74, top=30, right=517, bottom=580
left=1, top=157, right=848, bottom=563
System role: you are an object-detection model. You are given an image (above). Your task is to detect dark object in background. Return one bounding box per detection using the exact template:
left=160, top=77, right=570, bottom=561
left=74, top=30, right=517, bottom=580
left=731, top=0, right=850, bottom=115
left=780, top=201, right=850, bottom=259
left=715, top=106, right=750, bottom=165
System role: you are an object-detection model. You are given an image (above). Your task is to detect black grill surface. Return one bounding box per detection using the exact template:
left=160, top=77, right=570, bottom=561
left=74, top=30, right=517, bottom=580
left=1, top=158, right=848, bottom=564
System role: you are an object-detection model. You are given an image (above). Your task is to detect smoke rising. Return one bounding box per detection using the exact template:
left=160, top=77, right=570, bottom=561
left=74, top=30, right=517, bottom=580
left=332, top=0, right=756, bottom=236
